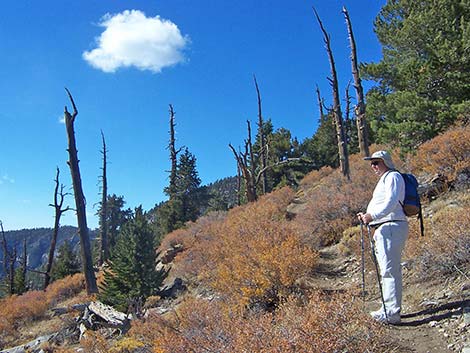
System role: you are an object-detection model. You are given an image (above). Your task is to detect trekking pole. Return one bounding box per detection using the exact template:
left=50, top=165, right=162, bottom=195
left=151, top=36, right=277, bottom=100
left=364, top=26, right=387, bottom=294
left=366, top=224, right=388, bottom=323
left=360, top=221, right=366, bottom=301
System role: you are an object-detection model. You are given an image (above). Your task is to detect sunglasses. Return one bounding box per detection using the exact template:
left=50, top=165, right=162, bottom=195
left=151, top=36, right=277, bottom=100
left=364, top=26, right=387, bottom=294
left=370, top=161, right=381, bottom=166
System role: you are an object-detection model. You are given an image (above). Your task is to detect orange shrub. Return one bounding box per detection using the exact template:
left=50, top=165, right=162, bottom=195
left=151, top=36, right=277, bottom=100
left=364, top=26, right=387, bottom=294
left=0, top=273, right=86, bottom=344
left=406, top=197, right=470, bottom=277
left=409, top=126, right=470, bottom=181
left=129, top=293, right=392, bottom=353
left=188, top=187, right=319, bottom=308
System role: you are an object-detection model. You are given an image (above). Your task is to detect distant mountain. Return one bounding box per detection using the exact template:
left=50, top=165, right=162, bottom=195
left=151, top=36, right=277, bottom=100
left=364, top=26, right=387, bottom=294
left=0, top=226, right=97, bottom=277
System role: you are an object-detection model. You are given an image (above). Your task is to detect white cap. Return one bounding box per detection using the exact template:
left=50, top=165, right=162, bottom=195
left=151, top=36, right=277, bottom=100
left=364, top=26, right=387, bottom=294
left=364, top=150, right=396, bottom=170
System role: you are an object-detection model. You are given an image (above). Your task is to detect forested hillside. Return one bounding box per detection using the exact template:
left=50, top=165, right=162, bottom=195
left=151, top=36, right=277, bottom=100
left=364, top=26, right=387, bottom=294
left=0, top=227, right=97, bottom=279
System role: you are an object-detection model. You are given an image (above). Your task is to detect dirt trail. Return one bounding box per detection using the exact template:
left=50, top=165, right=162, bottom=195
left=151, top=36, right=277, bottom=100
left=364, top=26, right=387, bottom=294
left=309, top=244, right=470, bottom=353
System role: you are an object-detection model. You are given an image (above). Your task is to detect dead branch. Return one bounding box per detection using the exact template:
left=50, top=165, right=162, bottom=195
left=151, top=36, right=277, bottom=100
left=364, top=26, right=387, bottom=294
left=342, top=6, right=369, bottom=156
left=313, top=7, right=350, bottom=179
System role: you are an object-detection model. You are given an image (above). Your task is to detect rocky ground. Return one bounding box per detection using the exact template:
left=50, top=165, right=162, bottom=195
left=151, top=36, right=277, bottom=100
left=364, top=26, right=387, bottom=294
left=312, top=244, right=470, bottom=353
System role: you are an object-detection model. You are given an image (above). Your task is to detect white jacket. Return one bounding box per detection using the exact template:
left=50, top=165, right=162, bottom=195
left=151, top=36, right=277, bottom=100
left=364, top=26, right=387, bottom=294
left=367, top=170, right=407, bottom=225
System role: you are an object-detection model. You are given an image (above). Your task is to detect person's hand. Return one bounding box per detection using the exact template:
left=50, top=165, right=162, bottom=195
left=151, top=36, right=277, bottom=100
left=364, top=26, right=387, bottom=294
left=357, top=212, right=372, bottom=224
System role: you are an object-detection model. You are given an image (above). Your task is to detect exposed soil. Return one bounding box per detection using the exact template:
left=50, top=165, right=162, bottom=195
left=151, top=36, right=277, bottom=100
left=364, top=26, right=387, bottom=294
left=310, top=244, right=470, bottom=353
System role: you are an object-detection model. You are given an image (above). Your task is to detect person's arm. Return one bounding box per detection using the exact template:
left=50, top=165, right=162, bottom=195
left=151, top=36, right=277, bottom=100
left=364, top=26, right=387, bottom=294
left=369, top=173, right=402, bottom=220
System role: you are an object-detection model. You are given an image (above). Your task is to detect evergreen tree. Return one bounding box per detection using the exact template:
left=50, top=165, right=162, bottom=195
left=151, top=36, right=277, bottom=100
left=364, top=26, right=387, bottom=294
left=363, top=0, right=470, bottom=152
left=301, top=112, right=339, bottom=169
left=51, top=240, right=81, bottom=282
left=96, top=194, right=132, bottom=254
left=13, top=267, right=27, bottom=295
left=155, top=148, right=204, bottom=237
left=175, top=148, right=203, bottom=223
left=99, top=207, right=167, bottom=312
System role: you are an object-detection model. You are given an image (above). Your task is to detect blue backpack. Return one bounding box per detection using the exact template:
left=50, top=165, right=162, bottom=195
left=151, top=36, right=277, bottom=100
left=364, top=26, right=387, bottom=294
left=400, top=173, right=421, bottom=216
left=385, top=171, right=424, bottom=236
left=400, top=172, right=424, bottom=237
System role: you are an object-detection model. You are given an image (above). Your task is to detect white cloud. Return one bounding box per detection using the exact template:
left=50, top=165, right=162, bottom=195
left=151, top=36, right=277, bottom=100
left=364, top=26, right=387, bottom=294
left=59, top=115, right=65, bottom=124
left=1, top=175, right=15, bottom=184
left=83, top=10, right=189, bottom=73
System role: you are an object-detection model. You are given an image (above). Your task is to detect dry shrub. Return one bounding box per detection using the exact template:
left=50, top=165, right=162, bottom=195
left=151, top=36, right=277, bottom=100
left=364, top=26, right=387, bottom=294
left=408, top=126, right=470, bottom=181
left=406, top=197, right=470, bottom=277
left=129, top=293, right=391, bottom=353
left=158, top=211, right=228, bottom=281
left=190, top=187, right=319, bottom=308
left=45, top=273, right=85, bottom=305
left=292, top=153, right=381, bottom=246
left=0, top=273, right=86, bottom=344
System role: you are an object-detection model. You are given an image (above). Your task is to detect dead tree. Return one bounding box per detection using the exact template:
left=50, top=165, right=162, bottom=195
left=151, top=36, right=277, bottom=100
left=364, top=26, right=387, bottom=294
left=344, top=80, right=352, bottom=142
left=343, top=6, right=369, bottom=157
left=314, top=8, right=350, bottom=179
left=167, top=104, right=181, bottom=199
left=45, top=167, right=71, bottom=289
left=253, top=75, right=268, bottom=194
left=99, top=131, right=109, bottom=266
left=229, top=121, right=302, bottom=203
left=1, top=221, right=17, bottom=295
left=64, top=88, right=98, bottom=295
left=315, top=85, right=326, bottom=123
left=229, top=121, right=258, bottom=203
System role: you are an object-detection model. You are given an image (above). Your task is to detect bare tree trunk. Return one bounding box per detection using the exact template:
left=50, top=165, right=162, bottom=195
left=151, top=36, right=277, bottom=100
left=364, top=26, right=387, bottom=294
left=1, top=221, right=8, bottom=281
left=168, top=105, right=180, bottom=199
left=344, top=80, right=352, bottom=142
left=229, top=121, right=258, bottom=203
left=314, top=8, right=350, bottom=179
left=8, top=245, right=16, bottom=295
left=64, top=88, right=98, bottom=295
left=99, top=131, right=109, bottom=265
left=1, top=221, right=17, bottom=295
left=315, top=85, right=325, bottom=123
left=236, top=164, right=242, bottom=206
left=230, top=142, right=257, bottom=203
left=253, top=75, right=268, bottom=194
left=45, top=168, right=71, bottom=289
left=343, top=6, right=369, bottom=157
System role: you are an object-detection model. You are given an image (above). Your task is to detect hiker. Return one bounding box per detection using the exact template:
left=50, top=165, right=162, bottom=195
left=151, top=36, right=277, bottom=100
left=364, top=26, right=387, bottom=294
left=357, top=150, right=408, bottom=324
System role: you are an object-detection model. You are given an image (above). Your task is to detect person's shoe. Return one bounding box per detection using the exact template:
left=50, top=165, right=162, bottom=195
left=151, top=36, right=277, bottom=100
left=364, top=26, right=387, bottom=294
left=370, top=310, right=401, bottom=325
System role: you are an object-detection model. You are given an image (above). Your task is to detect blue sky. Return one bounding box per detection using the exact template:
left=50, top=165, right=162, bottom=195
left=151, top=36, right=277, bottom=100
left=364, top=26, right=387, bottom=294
left=0, top=0, right=385, bottom=231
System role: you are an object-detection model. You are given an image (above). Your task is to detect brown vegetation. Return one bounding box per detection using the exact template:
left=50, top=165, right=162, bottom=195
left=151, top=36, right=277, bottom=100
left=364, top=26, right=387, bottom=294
left=0, top=273, right=86, bottom=347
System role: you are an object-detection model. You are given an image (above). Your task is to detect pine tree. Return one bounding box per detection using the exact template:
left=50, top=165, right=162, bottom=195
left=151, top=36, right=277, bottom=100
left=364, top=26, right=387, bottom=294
left=51, top=240, right=81, bottom=282
left=363, top=0, right=470, bottom=152
left=99, top=207, right=167, bottom=312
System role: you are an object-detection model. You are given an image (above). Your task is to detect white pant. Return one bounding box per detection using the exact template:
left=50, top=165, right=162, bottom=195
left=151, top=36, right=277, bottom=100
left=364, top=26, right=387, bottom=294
left=373, top=221, right=408, bottom=318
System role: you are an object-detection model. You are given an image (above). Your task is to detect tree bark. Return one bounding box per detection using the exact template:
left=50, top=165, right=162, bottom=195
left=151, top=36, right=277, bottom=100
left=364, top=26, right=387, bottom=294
left=314, top=8, right=350, bottom=179
left=64, top=88, right=98, bottom=295
left=99, top=131, right=109, bottom=265
left=315, top=85, right=325, bottom=123
left=229, top=121, right=258, bottom=203
left=343, top=6, right=370, bottom=157
left=45, top=168, right=71, bottom=289
left=1, top=221, right=17, bottom=295
left=168, top=105, right=180, bottom=199
left=254, top=75, right=268, bottom=194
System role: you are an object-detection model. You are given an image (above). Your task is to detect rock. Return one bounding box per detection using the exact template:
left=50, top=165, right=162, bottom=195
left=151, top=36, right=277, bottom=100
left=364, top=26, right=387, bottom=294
left=464, top=306, right=470, bottom=324
left=159, top=277, right=187, bottom=299
left=429, top=321, right=438, bottom=327
left=421, top=300, right=439, bottom=308
left=160, top=244, right=184, bottom=264
left=0, top=333, right=57, bottom=353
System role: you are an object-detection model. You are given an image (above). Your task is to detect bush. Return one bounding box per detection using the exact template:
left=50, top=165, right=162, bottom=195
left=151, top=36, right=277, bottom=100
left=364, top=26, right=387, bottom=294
left=0, top=273, right=86, bottom=345
left=406, top=195, right=470, bottom=278
left=192, top=187, right=319, bottom=309
left=408, top=126, right=470, bottom=181
left=128, top=292, right=392, bottom=353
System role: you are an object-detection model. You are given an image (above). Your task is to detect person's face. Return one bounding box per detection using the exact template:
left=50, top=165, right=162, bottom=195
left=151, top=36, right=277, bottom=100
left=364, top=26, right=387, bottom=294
left=370, top=159, right=388, bottom=176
